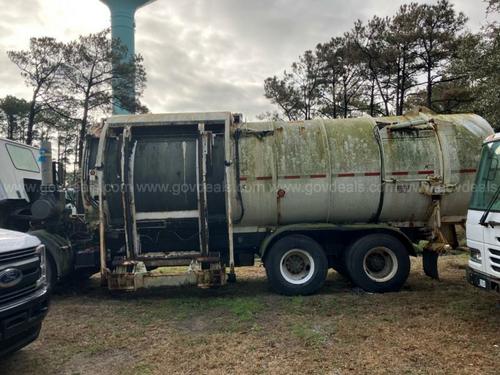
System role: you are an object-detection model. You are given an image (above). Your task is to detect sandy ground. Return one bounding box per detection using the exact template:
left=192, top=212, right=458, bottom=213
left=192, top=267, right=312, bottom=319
left=1, top=254, right=499, bottom=375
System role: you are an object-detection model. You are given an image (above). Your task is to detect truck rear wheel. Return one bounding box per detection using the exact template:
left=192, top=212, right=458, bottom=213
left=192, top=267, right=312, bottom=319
left=265, top=234, right=328, bottom=296
left=46, top=253, right=57, bottom=293
left=346, top=234, right=410, bottom=293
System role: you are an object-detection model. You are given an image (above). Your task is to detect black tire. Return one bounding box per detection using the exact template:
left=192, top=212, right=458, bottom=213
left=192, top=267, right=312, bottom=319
left=45, top=253, right=57, bottom=293
left=265, top=234, right=328, bottom=296
left=346, top=234, right=410, bottom=293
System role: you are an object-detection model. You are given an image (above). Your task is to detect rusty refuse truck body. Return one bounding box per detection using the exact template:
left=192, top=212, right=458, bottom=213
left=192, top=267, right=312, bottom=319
left=78, top=109, right=493, bottom=295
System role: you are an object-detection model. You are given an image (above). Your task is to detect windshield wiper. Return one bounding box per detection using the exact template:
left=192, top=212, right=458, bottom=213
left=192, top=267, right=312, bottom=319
left=479, top=184, right=500, bottom=226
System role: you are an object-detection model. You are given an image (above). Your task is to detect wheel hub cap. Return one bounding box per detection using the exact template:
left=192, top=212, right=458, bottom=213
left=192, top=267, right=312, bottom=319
left=279, top=249, right=315, bottom=285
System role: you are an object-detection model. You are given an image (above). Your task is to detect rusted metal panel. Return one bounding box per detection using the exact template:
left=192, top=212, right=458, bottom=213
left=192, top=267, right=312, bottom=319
left=436, top=114, right=493, bottom=217
left=106, top=258, right=226, bottom=291
left=377, top=122, right=441, bottom=222
left=322, top=117, right=381, bottom=223
left=274, top=120, right=330, bottom=224
left=237, top=122, right=278, bottom=226
left=106, top=112, right=233, bottom=126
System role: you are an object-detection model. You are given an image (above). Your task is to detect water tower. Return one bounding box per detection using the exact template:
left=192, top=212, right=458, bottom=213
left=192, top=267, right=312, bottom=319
left=101, top=0, right=157, bottom=114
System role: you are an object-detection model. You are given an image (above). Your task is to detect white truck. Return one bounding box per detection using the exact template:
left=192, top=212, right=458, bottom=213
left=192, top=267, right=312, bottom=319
left=0, top=137, right=42, bottom=230
left=467, top=133, right=500, bottom=294
left=0, top=228, right=49, bottom=356
left=0, top=137, right=99, bottom=290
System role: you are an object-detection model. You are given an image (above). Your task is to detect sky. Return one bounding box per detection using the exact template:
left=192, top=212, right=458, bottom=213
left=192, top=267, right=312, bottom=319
left=0, top=0, right=496, bottom=120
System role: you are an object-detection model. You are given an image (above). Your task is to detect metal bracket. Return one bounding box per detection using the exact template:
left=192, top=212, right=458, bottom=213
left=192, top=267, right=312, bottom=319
left=106, top=259, right=226, bottom=291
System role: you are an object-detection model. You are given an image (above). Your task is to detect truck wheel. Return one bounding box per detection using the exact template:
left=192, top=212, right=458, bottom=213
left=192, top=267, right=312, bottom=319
left=46, top=253, right=57, bottom=293
left=265, top=234, right=328, bottom=296
left=346, top=234, right=410, bottom=293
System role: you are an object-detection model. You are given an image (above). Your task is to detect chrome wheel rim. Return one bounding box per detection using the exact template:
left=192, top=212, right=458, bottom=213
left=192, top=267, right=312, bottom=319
left=280, top=249, right=315, bottom=285
left=363, top=247, right=398, bottom=283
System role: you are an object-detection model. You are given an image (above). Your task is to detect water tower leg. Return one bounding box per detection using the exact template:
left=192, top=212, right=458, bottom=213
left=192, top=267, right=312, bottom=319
left=101, top=0, right=156, bottom=114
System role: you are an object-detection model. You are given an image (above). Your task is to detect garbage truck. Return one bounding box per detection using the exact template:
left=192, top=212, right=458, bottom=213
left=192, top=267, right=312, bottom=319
left=466, top=133, right=500, bottom=294
left=77, top=109, right=493, bottom=295
left=1, top=110, right=494, bottom=295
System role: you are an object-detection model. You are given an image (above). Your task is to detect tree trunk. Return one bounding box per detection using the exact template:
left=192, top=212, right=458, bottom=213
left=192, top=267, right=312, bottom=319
left=369, top=77, right=375, bottom=117
left=26, top=88, right=40, bottom=145
left=396, top=67, right=401, bottom=115
left=78, top=99, right=90, bottom=167
left=7, top=114, right=14, bottom=139
left=332, top=76, right=337, bottom=119
left=426, top=67, right=432, bottom=109
left=343, top=80, right=348, bottom=118
left=26, top=102, right=36, bottom=145
left=399, top=55, right=407, bottom=115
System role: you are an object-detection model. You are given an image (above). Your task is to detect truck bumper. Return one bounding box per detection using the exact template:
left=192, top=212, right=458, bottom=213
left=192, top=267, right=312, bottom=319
left=466, top=267, right=500, bottom=294
left=0, top=286, right=50, bottom=357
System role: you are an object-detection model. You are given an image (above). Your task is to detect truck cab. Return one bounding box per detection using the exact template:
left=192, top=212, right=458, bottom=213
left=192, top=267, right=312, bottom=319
left=467, top=133, right=500, bottom=293
left=0, top=138, right=41, bottom=229
left=0, top=228, right=49, bottom=357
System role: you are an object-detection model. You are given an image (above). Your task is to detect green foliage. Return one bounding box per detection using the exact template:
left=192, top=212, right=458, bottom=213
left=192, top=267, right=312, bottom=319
left=263, top=1, right=481, bottom=121
left=6, top=29, right=148, bottom=175
left=448, top=26, right=500, bottom=128
left=7, top=37, right=64, bottom=145
left=486, top=0, right=500, bottom=13
left=415, top=0, right=468, bottom=108
left=53, top=29, right=147, bottom=164
left=0, top=95, right=30, bottom=141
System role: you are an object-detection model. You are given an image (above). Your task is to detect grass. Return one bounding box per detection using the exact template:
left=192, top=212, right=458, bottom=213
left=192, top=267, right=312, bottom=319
left=290, top=322, right=334, bottom=347
left=0, top=255, right=499, bottom=375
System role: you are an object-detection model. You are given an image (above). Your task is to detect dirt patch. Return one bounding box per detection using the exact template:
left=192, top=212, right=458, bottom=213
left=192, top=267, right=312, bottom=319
left=0, top=255, right=498, bottom=374
left=62, top=349, right=133, bottom=375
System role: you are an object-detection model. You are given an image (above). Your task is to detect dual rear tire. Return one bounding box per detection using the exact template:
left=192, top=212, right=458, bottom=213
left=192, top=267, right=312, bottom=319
left=265, top=233, right=410, bottom=295
left=345, top=234, right=410, bottom=293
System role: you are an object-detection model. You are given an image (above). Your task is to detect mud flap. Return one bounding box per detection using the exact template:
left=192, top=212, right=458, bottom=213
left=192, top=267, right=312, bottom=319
left=423, top=249, right=440, bottom=280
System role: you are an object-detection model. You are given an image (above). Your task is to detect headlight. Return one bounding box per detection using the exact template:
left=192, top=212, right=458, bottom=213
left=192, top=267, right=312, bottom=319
left=36, top=244, right=47, bottom=288
left=469, top=247, right=482, bottom=264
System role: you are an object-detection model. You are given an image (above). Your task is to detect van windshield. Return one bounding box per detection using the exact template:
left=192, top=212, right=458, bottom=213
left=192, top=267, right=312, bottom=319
left=470, top=141, right=500, bottom=212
